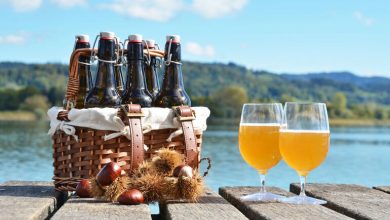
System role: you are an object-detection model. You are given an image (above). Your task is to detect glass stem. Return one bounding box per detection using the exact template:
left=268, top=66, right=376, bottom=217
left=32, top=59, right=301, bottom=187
left=299, top=175, right=306, bottom=196
left=259, top=173, right=266, bottom=193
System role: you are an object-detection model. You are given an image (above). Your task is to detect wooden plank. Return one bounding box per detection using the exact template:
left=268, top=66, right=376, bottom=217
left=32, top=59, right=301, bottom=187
left=373, top=186, right=390, bottom=194
left=219, top=186, right=352, bottom=220
left=0, top=181, right=67, bottom=220
left=51, top=197, right=152, bottom=220
left=290, top=183, right=390, bottom=220
left=160, top=188, right=248, bottom=220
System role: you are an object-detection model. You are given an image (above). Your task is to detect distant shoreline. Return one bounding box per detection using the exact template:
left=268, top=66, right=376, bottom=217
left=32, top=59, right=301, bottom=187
left=208, top=117, right=390, bottom=127
left=0, top=111, right=37, bottom=121
left=1, top=111, right=390, bottom=127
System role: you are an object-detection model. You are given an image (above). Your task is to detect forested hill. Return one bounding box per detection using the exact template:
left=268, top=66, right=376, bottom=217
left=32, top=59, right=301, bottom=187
left=184, top=62, right=390, bottom=105
left=1, top=61, right=390, bottom=119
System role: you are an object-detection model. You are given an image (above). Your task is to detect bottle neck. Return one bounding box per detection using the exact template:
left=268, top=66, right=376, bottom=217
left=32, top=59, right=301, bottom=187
left=115, top=58, right=124, bottom=91
left=145, top=56, right=160, bottom=91
left=162, top=42, right=184, bottom=89
left=126, top=42, right=147, bottom=90
left=75, top=42, right=91, bottom=62
left=94, top=39, right=116, bottom=89
left=75, top=41, right=92, bottom=91
left=164, top=41, right=181, bottom=61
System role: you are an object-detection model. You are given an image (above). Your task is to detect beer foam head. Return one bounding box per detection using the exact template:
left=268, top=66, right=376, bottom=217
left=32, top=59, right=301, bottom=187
left=145, top=39, right=155, bottom=48
left=166, top=35, right=180, bottom=43
left=100, top=32, right=115, bottom=39
left=129, top=34, right=143, bottom=43
left=76, top=34, right=89, bottom=43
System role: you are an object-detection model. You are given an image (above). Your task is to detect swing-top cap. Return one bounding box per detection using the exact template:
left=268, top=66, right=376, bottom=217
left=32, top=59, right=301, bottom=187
left=129, top=34, right=143, bottom=43
left=75, top=34, right=89, bottom=43
left=166, top=35, right=180, bottom=43
left=100, top=32, right=115, bottom=39
left=145, top=40, right=155, bottom=48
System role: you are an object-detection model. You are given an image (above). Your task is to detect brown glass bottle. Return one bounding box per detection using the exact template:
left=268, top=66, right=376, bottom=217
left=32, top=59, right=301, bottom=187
left=154, top=35, right=191, bottom=107
left=74, top=34, right=92, bottom=109
left=122, top=34, right=152, bottom=107
left=114, top=37, right=124, bottom=96
left=144, top=40, right=160, bottom=101
left=85, top=32, right=121, bottom=108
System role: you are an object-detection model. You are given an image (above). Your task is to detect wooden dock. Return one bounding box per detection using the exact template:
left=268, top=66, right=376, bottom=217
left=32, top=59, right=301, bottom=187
left=1, top=181, right=389, bottom=220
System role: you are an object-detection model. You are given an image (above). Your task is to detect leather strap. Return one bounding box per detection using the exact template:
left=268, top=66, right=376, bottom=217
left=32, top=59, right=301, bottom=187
left=175, top=106, right=198, bottom=168
left=121, top=104, right=144, bottom=170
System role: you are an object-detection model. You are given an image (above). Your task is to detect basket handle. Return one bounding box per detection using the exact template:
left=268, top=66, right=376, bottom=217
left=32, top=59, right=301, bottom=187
left=174, top=106, right=199, bottom=168
left=64, top=48, right=165, bottom=111
left=120, top=104, right=145, bottom=171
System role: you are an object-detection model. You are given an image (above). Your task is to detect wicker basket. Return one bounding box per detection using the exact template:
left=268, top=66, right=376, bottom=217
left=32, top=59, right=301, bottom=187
left=52, top=124, right=203, bottom=191
left=52, top=48, right=203, bottom=191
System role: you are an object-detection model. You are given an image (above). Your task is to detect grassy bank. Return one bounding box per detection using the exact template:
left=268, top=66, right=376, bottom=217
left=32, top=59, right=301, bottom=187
left=1, top=110, right=390, bottom=127
left=329, top=118, right=390, bottom=127
left=0, top=111, right=37, bottom=121
left=208, top=117, right=390, bottom=127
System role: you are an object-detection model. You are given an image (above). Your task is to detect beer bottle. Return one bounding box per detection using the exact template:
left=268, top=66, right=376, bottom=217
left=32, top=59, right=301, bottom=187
left=74, top=34, right=92, bottom=109
left=154, top=35, right=191, bottom=107
left=122, top=34, right=152, bottom=107
left=144, top=40, right=160, bottom=101
left=85, top=32, right=121, bottom=108
left=114, top=37, right=125, bottom=96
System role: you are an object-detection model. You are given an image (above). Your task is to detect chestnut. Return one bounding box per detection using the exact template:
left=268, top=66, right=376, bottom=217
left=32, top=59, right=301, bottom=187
left=118, top=189, right=144, bottom=205
left=75, top=179, right=92, bottom=198
left=173, top=165, right=193, bottom=178
left=173, top=164, right=185, bottom=177
left=96, top=162, right=122, bottom=186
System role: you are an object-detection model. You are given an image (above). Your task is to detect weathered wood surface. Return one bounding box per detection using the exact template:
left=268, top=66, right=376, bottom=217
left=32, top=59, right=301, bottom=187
left=290, top=183, right=390, bottom=220
left=373, top=186, right=390, bottom=194
left=219, top=186, right=352, bottom=220
left=51, top=197, right=152, bottom=220
left=0, top=181, right=67, bottom=220
left=160, top=188, right=248, bottom=220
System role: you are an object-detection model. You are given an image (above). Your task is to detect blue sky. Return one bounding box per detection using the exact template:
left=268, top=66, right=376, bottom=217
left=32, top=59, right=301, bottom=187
left=0, top=0, right=389, bottom=76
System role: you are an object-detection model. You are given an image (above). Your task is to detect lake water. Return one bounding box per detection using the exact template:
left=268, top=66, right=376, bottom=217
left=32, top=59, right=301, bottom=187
left=1, top=121, right=389, bottom=192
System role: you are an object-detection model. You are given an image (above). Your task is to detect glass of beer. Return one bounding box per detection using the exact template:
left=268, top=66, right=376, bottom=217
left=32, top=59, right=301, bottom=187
left=279, top=102, right=330, bottom=204
left=238, top=103, right=285, bottom=201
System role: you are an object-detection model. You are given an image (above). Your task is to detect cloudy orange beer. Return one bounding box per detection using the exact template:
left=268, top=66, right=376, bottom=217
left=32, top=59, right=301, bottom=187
left=279, top=130, right=329, bottom=177
left=239, top=123, right=281, bottom=174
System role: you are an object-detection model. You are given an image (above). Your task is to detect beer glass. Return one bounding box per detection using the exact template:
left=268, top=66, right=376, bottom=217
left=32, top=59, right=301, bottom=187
left=238, top=103, right=285, bottom=201
left=279, top=102, right=329, bottom=204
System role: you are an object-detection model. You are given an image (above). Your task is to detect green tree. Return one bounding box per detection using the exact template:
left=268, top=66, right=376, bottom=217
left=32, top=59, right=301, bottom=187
left=21, top=94, right=49, bottom=119
left=280, top=93, right=295, bottom=103
left=18, top=86, right=40, bottom=102
left=0, top=89, right=20, bottom=110
left=374, top=107, right=387, bottom=119
left=211, top=85, right=248, bottom=118
left=332, top=92, right=347, bottom=117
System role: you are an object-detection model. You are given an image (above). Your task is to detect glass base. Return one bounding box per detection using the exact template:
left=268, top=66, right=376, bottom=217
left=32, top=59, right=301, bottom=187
left=280, top=195, right=327, bottom=205
left=240, top=192, right=285, bottom=202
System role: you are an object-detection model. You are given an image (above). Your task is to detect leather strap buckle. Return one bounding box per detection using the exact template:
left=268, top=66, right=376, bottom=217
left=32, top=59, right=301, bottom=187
left=173, top=106, right=196, bottom=121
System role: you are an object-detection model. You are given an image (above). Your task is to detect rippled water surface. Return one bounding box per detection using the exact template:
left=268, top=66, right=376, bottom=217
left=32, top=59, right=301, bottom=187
left=1, top=121, right=389, bottom=192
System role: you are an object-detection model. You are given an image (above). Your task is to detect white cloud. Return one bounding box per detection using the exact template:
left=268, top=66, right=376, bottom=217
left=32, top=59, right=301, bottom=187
left=185, top=42, right=215, bottom=57
left=0, top=33, right=28, bottom=45
left=51, top=0, right=87, bottom=8
left=192, top=0, right=248, bottom=18
left=99, top=0, right=184, bottom=22
left=354, top=11, right=374, bottom=26
left=1, top=0, right=42, bottom=11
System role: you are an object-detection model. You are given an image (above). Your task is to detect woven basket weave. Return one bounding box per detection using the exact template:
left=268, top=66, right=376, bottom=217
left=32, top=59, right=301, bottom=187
left=52, top=127, right=202, bottom=191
